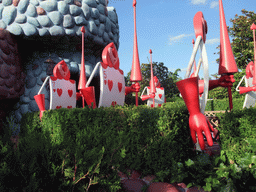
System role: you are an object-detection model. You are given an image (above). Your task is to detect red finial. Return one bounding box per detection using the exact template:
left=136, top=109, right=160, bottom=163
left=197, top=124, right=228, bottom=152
left=251, top=23, right=256, bottom=85
left=130, top=0, right=142, bottom=82
left=192, top=39, right=195, bottom=45
left=133, top=0, right=136, bottom=7
left=218, top=0, right=238, bottom=75
left=78, top=26, right=87, bottom=90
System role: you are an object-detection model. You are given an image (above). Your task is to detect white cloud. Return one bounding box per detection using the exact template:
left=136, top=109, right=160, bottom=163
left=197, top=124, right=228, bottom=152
left=206, top=38, right=220, bottom=45
left=169, top=34, right=193, bottom=45
left=210, top=1, right=219, bottom=8
left=191, top=0, right=207, bottom=5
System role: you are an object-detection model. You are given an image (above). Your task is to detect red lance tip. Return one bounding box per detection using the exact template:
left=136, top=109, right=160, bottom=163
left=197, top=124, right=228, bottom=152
left=133, top=0, right=136, bottom=7
left=250, top=23, right=256, bottom=30
left=192, top=39, right=195, bottom=44
left=218, top=0, right=238, bottom=75
left=78, top=26, right=87, bottom=90
left=130, top=0, right=142, bottom=82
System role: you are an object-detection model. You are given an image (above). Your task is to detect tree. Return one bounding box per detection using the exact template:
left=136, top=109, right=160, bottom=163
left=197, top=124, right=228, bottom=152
left=125, top=62, right=181, bottom=99
left=214, top=9, right=256, bottom=69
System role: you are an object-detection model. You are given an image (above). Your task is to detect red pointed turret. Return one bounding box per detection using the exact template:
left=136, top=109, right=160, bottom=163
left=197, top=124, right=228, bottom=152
left=250, top=23, right=256, bottom=85
left=218, top=0, right=238, bottom=75
left=78, top=26, right=87, bottom=90
left=130, top=0, right=142, bottom=82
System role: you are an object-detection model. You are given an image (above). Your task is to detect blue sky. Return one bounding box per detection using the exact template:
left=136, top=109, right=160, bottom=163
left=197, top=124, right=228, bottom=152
left=108, top=0, right=255, bottom=80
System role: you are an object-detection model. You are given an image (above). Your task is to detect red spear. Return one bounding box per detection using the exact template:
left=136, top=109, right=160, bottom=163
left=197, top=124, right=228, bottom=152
left=130, top=0, right=142, bottom=106
left=218, top=0, right=238, bottom=110
left=251, top=23, right=256, bottom=85
left=149, top=49, right=156, bottom=107
left=78, top=26, right=87, bottom=108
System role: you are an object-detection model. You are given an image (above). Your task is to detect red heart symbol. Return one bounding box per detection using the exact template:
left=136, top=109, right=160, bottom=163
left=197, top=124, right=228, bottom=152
left=111, top=101, right=117, bottom=106
left=108, top=80, right=113, bottom=91
left=56, top=106, right=62, bottom=109
left=151, top=104, right=154, bottom=108
left=53, top=89, right=56, bottom=92
left=104, top=80, right=107, bottom=85
left=57, top=88, right=62, bottom=97
left=50, top=76, right=57, bottom=81
left=160, top=87, right=164, bottom=90
left=159, top=94, right=162, bottom=99
left=67, top=106, right=72, bottom=109
left=68, top=90, right=73, bottom=97
left=158, top=104, right=162, bottom=107
left=118, top=82, right=122, bottom=92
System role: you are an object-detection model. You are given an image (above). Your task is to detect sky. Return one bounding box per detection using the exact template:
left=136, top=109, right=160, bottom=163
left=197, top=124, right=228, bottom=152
left=107, top=0, right=255, bottom=80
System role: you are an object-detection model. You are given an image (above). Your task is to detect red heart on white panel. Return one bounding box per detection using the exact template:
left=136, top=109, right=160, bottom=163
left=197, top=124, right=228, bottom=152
left=159, top=94, right=162, bottom=99
left=108, top=80, right=113, bottom=91
left=151, top=104, right=154, bottom=108
left=111, top=101, right=117, bottom=106
left=104, top=80, right=107, bottom=85
left=158, top=104, right=162, bottom=107
left=56, top=106, right=62, bottom=109
left=67, top=106, right=72, bottom=109
left=160, top=87, right=164, bottom=90
left=68, top=90, right=73, bottom=97
left=57, top=88, right=62, bottom=97
left=53, top=89, right=56, bottom=92
left=118, top=82, right=122, bottom=92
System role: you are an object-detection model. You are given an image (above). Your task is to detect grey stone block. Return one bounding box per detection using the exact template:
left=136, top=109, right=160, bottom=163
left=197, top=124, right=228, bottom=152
left=15, top=14, right=27, bottom=24
left=37, top=15, right=52, bottom=27
left=27, top=17, right=40, bottom=27
left=48, top=11, right=63, bottom=25
left=58, top=1, right=69, bottom=15
left=7, top=23, right=22, bottom=35
left=70, top=4, right=81, bottom=16
left=40, top=0, right=57, bottom=12
left=63, top=14, right=75, bottom=28
left=26, top=4, right=37, bottom=17
left=21, top=23, right=38, bottom=36
left=17, top=0, right=29, bottom=14
left=2, top=6, right=17, bottom=25
left=49, top=26, right=65, bottom=35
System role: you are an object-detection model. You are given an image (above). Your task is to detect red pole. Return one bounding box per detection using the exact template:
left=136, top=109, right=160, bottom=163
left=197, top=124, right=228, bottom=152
left=251, top=23, right=256, bottom=85
left=130, top=0, right=142, bottom=106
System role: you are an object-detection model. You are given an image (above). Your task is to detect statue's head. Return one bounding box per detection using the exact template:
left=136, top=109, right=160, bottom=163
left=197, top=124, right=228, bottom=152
left=150, top=76, right=160, bottom=88
left=53, top=60, right=71, bottom=80
left=246, top=61, right=254, bottom=79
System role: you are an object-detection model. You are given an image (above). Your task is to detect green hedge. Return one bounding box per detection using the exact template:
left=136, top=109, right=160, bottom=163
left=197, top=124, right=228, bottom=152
left=0, top=104, right=195, bottom=191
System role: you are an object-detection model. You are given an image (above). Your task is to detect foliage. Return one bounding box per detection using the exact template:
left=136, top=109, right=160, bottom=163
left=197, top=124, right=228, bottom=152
left=214, top=9, right=256, bottom=70
left=125, top=62, right=181, bottom=99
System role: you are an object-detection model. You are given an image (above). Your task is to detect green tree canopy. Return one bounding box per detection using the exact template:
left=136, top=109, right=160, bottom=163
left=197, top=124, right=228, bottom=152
left=125, top=62, right=181, bottom=99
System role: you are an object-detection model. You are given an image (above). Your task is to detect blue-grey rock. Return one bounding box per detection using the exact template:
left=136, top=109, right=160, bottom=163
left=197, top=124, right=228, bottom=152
left=26, top=75, right=37, bottom=89
left=94, top=19, right=99, bottom=26
left=111, top=22, right=117, bottom=34
left=14, top=110, right=23, bottom=123
left=107, top=7, right=117, bottom=23
left=33, top=65, right=42, bottom=77
left=88, top=19, right=97, bottom=35
left=20, top=103, right=29, bottom=115
left=40, top=0, right=57, bottom=12
left=113, top=34, right=118, bottom=46
left=3, top=0, right=12, bottom=6
left=97, top=4, right=105, bottom=15
left=103, top=31, right=110, bottom=42
left=37, top=15, right=52, bottom=27
left=74, top=15, right=87, bottom=25
left=91, top=8, right=99, bottom=19
left=2, top=6, right=17, bottom=25
left=63, top=14, right=75, bottom=28
left=0, top=20, right=6, bottom=29
left=81, top=4, right=90, bottom=20
left=96, top=0, right=107, bottom=6
left=108, top=31, right=113, bottom=40
left=20, top=95, right=30, bottom=103
left=49, top=26, right=65, bottom=35
left=65, top=28, right=76, bottom=35
left=15, top=14, right=27, bottom=23
left=58, top=1, right=69, bottom=15
left=7, top=23, right=23, bottom=35
left=83, top=0, right=97, bottom=8
left=105, top=17, right=111, bottom=32
left=64, top=0, right=73, bottom=4
left=0, top=4, right=4, bottom=19
left=21, top=23, right=38, bottom=36
left=27, top=17, right=40, bottom=27
left=36, top=72, right=47, bottom=85
left=70, top=61, right=79, bottom=73
left=70, top=4, right=81, bottom=16
left=39, top=28, right=50, bottom=36
left=26, top=4, right=37, bottom=17
left=17, top=0, right=29, bottom=14
left=93, top=36, right=104, bottom=45
left=30, top=0, right=39, bottom=6
left=48, top=11, right=63, bottom=25
left=98, top=23, right=104, bottom=37
left=99, top=14, right=105, bottom=23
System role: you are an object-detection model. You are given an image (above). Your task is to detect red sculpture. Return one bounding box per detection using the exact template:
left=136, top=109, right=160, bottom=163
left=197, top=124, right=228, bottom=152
left=129, top=0, right=142, bottom=106
left=177, top=0, right=238, bottom=151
